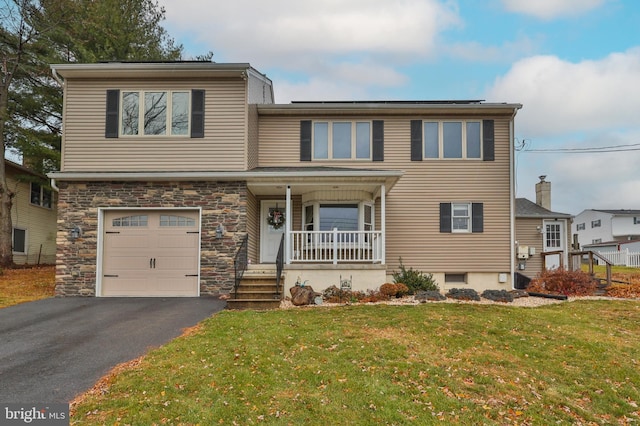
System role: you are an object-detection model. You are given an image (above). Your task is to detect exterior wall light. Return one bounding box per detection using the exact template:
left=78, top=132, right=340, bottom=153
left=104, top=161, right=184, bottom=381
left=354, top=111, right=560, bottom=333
left=216, top=223, right=225, bottom=239
left=70, top=226, right=82, bottom=240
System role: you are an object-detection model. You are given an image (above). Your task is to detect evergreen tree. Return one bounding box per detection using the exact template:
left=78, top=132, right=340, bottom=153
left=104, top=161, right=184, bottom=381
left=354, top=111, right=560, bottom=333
left=0, top=0, right=187, bottom=267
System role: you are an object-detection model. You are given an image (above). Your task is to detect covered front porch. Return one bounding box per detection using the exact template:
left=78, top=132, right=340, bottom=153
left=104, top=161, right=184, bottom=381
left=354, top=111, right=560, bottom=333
left=231, top=167, right=402, bottom=306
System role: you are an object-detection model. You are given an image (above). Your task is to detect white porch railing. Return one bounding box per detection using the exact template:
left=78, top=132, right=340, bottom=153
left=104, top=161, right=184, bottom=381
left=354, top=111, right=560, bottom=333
left=289, top=229, right=383, bottom=264
left=596, top=249, right=640, bottom=268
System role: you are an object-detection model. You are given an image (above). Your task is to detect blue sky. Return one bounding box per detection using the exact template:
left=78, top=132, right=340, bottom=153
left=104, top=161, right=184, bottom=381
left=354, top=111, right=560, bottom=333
left=158, top=0, right=640, bottom=215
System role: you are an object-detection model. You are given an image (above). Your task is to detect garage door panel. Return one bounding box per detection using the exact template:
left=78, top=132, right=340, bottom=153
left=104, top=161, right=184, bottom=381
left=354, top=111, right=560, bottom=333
left=102, top=275, right=154, bottom=297
left=156, top=233, right=199, bottom=248
left=107, top=234, right=151, bottom=249
left=102, top=210, right=200, bottom=297
left=156, top=277, right=198, bottom=294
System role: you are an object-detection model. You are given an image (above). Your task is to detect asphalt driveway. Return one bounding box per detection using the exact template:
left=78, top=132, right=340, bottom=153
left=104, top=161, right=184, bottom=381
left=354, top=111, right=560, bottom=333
left=0, top=297, right=225, bottom=403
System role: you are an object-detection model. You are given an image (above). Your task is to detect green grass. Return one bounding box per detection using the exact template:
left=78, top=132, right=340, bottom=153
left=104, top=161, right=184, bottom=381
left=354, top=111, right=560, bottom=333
left=71, top=301, right=640, bottom=425
left=582, top=264, right=640, bottom=275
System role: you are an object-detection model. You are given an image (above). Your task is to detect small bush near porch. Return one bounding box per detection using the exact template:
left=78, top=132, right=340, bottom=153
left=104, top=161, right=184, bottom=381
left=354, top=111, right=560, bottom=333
left=71, top=301, right=640, bottom=424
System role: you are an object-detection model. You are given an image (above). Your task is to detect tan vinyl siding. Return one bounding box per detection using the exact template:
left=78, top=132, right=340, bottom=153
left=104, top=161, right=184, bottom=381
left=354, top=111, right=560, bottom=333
left=247, top=104, right=259, bottom=169
left=247, top=190, right=259, bottom=263
left=61, top=78, right=248, bottom=172
left=258, top=115, right=513, bottom=273
left=7, top=170, right=57, bottom=265
left=515, top=218, right=544, bottom=279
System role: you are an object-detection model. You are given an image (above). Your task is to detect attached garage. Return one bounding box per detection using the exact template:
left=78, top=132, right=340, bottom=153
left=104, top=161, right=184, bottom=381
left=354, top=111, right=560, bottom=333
left=100, top=210, right=201, bottom=297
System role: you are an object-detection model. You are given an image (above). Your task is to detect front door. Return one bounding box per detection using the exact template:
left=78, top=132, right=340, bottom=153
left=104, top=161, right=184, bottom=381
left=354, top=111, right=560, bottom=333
left=260, top=201, right=285, bottom=263
left=543, top=220, right=566, bottom=270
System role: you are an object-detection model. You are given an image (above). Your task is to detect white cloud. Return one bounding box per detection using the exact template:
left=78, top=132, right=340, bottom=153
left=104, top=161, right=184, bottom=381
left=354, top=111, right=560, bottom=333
left=501, top=0, right=606, bottom=19
left=160, top=0, right=460, bottom=65
left=486, top=48, right=640, bottom=138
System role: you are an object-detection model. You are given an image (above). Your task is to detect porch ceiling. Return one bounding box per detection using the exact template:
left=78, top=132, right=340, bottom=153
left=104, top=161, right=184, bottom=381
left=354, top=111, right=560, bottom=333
left=246, top=167, right=403, bottom=197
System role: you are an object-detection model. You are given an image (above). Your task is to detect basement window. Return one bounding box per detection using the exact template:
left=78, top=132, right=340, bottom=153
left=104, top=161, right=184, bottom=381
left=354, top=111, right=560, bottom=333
left=445, top=273, right=467, bottom=284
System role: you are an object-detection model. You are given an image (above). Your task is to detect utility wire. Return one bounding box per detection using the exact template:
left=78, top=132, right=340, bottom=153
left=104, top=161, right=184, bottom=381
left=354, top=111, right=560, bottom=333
left=519, top=142, right=640, bottom=154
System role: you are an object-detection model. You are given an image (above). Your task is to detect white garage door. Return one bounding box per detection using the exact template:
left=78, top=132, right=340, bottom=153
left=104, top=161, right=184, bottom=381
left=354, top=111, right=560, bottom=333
left=102, top=210, right=200, bottom=297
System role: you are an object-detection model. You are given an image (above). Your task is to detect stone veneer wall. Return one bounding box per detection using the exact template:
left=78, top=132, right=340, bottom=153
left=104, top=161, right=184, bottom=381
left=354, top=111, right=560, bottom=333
left=55, top=180, right=247, bottom=296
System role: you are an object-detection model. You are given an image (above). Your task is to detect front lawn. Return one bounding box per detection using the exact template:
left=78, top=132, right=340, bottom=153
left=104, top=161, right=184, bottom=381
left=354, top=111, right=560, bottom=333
left=71, top=300, right=640, bottom=425
left=0, top=266, right=55, bottom=308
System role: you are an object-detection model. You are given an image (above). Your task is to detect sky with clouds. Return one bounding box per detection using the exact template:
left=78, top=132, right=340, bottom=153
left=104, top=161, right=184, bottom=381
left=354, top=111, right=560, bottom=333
left=158, top=0, right=640, bottom=215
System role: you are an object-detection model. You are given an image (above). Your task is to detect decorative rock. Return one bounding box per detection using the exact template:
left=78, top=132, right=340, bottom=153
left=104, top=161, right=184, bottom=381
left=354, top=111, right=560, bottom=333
left=446, top=288, right=481, bottom=301
left=509, top=289, right=529, bottom=299
left=415, top=290, right=446, bottom=302
left=290, top=285, right=318, bottom=306
left=481, top=289, right=514, bottom=303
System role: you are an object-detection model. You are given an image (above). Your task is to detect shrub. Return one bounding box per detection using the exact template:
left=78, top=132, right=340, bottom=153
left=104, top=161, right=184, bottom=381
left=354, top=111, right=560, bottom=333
left=446, top=288, right=481, bottom=301
left=527, top=268, right=596, bottom=296
left=379, top=283, right=397, bottom=297
left=392, top=258, right=438, bottom=294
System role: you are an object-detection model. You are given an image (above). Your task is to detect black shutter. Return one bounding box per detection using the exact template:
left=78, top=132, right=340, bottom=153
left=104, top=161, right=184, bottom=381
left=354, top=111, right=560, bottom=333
left=191, top=89, right=205, bottom=138
left=372, top=120, right=384, bottom=161
left=440, top=203, right=452, bottom=233
left=472, top=203, right=484, bottom=233
left=105, top=90, right=120, bottom=138
left=300, top=120, right=312, bottom=161
left=483, top=120, right=494, bottom=161
left=410, top=120, right=422, bottom=161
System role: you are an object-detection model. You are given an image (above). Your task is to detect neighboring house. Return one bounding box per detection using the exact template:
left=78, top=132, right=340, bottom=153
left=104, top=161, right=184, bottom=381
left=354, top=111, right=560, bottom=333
left=5, top=159, right=57, bottom=265
left=515, top=177, right=573, bottom=280
left=573, top=209, right=640, bottom=249
left=49, top=61, right=522, bottom=298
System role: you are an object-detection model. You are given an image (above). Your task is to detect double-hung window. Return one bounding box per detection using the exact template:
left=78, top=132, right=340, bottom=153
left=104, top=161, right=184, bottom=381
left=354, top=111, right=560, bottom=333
left=452, top=203, right=471, bottom=232
left=591, top=219, right=601, bottom=228
left=121, top=90, right=190, bottom=136
left=313, top=121, right=371, bottom=160
left=440, top=202, right=483, bottom=233
left=30, top=183, right=52, bottom=209
left=576, top=223, right=585, bottom=231
left=423, top=121, right=481, bottom=159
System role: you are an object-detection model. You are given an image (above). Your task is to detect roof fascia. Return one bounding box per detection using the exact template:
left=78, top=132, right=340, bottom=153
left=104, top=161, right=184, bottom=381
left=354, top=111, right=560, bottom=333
left=257, top=102, right=523, bottom=116
left=50, top=62, right=252, bottom=80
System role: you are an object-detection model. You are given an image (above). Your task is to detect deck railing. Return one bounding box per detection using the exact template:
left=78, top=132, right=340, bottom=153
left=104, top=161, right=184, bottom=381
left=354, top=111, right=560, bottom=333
left=289, top=229, right=382, bottom=264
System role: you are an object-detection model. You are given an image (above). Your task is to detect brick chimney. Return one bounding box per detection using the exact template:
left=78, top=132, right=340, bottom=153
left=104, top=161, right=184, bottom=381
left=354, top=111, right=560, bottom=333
left=535, top=175, right=551, bottom=210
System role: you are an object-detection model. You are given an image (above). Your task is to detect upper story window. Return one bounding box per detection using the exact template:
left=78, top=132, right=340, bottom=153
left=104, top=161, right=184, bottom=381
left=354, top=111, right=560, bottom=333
left=30, top=183, right=52, bottom=209
left=591, top=219, right=601, bottom=228
left=106, top=89, right=204, bottom=139
left=300, top=120, right=384, bottom=162
left=121, top=91, right=189, bottom=136
left=411, top=120, right=494, bottom=162
left=576, top=223, right=585, bottom=231
left=592, top=238, right=602, bottom=244
left=313, top=121, right=371, bottom=160
left=423, top=121, right=482, bottom=159
left=634, top=217, right=640, bottom=224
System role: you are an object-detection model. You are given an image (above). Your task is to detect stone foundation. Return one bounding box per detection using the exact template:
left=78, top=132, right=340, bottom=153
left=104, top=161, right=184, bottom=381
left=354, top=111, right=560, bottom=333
left=55, top=180, right=247, bottom=296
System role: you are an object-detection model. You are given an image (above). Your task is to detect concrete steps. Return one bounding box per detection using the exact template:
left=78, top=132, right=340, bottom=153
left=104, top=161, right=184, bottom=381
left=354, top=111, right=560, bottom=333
left=226, top=266, right=283, bottom=310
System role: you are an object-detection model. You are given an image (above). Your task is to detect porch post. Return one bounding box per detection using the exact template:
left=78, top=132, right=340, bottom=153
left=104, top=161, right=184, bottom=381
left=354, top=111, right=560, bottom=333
left=381, top=183, right=386, bottom=264
left=286, top=185, right=291, bottom=264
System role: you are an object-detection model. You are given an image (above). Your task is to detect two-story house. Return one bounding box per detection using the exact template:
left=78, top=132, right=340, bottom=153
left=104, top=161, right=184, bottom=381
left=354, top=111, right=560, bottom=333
left=49, top=62, right=521, bottom=300
left=573, top=209, right=640, bottom=250
left=6, top=159, right=57, bottom=265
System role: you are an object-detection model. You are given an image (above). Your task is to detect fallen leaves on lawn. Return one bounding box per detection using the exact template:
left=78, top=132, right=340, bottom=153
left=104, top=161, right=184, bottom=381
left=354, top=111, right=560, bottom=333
left=0, top=266, right=55, bottom=307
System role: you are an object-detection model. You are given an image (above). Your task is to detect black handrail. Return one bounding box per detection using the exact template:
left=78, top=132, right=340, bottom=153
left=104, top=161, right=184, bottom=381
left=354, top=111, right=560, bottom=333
left=275, top=233, right=285, bottom=298
left=234, top=235, right=249, bottom=297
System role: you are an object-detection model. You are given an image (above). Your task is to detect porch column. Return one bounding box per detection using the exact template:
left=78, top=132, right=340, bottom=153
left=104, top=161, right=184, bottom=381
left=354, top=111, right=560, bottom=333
left=381, top=183, right=386, bottom=264
left=286, top=185, right=291, bottom=264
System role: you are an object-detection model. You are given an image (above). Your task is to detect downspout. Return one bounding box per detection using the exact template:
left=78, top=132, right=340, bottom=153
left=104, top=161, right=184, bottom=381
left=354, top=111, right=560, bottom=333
left=509, top=110, right=517, bottom=288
